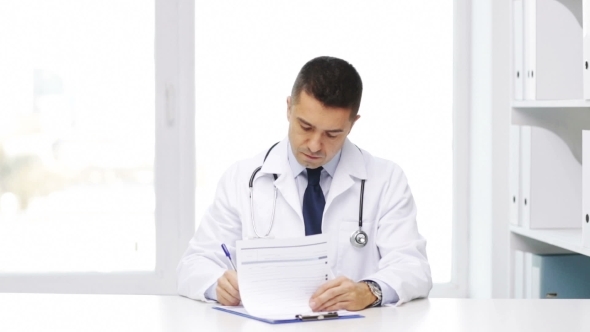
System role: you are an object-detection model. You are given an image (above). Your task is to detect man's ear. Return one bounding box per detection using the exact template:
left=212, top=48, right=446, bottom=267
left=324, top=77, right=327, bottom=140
left=286, top=96, right=292, bottom=119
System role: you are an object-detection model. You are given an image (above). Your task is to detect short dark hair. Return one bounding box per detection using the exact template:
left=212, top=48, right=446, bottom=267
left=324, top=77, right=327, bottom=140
left=291, top=56, right=363, bottom=119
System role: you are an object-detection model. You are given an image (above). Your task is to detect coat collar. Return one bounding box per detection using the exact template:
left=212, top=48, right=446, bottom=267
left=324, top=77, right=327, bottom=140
left=258, top=138, right=367, bottom=218
left=333, top=138, right=367, bottom=181
left=259, top=138, right=366, bottom=180
left=259, top=138, right=289, bottom=176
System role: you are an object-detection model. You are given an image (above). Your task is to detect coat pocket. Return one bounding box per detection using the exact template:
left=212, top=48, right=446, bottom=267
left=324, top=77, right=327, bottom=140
left=336, top=220, right=380, bottom=280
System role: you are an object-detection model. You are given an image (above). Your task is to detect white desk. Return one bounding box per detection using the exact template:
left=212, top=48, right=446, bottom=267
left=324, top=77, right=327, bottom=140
left=0, top=294, right=588, bottom=331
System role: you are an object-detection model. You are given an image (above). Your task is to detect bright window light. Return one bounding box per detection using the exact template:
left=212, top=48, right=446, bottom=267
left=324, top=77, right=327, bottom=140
left=0, top=0, right=155, bottom=272
left=195, top=1, right=453, bottom=283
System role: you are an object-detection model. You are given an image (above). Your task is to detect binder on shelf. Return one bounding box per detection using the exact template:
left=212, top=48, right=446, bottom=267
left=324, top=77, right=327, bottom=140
left=509, top=125, right=521, bottom=226
left=513, top=0, right=524, bottom=100
left=524, top=254, right=590, bottom=299
left=523, top=252, right=534, bottom=298
left=584, top=0, right=590, bottom=99
left=519, top=126, right=531, bottom=228
left=513, top=250, right=525, bottom=298
left=523, top=0, right=536, bottom=100
left=583, top=130, right=590, bottom=247
left=523, top=0, right=582, bottom=100
left=519, top=126, right=581, bottom=229
left=212, top=306, right=364, bottom=324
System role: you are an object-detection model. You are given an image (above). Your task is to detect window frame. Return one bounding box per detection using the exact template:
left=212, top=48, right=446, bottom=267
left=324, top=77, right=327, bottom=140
left=0, top=0, right=195, bottom=295
left=428, top=0, right=470, bottom=298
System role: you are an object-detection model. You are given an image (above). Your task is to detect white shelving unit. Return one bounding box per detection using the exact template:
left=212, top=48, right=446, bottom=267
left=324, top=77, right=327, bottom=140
left=512, top=99, right=590, bottom=108
left=508, top=0, right=590, bottom=299
left=510, top=226, right=590, bottom=256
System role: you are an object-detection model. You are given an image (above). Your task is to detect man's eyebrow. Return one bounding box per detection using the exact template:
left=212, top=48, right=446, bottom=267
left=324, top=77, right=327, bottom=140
left=325, top=128, right=344, bottom=133
left=297, top=117, right=344, bottom=133
left=297, top=118, right=313, bottom=127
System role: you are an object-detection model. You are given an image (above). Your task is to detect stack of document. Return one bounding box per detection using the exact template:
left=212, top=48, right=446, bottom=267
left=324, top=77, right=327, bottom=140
left=213, top=234, right=363, bottom=324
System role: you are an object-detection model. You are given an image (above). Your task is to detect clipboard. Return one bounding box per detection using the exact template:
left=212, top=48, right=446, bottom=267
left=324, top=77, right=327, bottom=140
left=212, top=306, right=364, bottom=324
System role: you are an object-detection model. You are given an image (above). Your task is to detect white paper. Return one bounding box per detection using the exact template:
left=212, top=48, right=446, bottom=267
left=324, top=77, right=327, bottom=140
left=236, top=234, right=331, bottom=317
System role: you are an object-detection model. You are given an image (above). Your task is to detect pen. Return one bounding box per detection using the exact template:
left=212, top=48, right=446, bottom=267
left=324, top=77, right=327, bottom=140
left=221, top=243, right=237, bottom=271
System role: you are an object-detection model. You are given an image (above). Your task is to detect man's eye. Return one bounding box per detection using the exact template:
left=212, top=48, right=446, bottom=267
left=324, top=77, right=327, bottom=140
left=301, top=126, right=311, bottom=131
left=326, top=133, right=338, bottom=138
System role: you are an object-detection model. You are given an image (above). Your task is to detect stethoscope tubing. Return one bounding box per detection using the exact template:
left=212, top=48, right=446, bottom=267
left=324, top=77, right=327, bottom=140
left=359, top=179, right=365, bottom=228
left=248, top=142, right=279, bottom=238
left=249, top=184, right=277, bottom=238
left=249, top=142, right=368, bottom=247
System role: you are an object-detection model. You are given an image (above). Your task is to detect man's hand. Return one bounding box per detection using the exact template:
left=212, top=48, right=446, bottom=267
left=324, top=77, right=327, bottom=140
left=216, top=270, right=240, bottom=306
left=309, top=276, right=376, bottom=312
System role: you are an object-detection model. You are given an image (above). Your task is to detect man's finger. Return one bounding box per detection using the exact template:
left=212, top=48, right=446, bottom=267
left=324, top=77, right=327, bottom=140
left=218, top=277, right=240, bottom=299
left=322, top=301, right=353, bottom=312
left=217, top=291, right=230, bottom=306
left=225, top=270, right=239, bottom=290
left=219, top=292, right=239, bottom=306
left=217, top=286, right=240, bottom=306
left=316, top=293, right=349, bottom=312
left=310, top=277, right=344, bottom=300
left=310, top=283, right=347, bottom=311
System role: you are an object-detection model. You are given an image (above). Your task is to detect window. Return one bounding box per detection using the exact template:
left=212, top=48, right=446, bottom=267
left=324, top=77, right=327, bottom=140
left=0, top=0, right=194, bottom=294
left=0, top=0, right=155, bottom=273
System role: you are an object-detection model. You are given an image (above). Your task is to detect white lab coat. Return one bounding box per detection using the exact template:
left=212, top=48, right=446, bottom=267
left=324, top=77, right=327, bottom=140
left=177, top=138, right=432, bottom=305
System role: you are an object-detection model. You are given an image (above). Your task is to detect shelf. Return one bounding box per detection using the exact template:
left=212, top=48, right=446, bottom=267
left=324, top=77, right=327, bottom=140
left=512, top=100, right=590, bottom=108
left=510, top=225, right=590, bottom=256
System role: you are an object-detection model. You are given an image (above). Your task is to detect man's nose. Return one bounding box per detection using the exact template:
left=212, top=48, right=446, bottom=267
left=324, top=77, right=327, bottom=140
left=308, top=134, right=322, bottom=153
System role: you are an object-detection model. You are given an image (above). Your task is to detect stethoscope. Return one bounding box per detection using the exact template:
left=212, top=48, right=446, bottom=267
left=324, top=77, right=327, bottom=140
left=248, top=143, right=368, bottom=248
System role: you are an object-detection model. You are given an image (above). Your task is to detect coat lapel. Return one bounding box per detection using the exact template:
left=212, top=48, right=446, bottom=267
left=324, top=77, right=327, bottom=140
left=258, top=138, right=303, bottom=222
left=324, top=139, right=367, bottom=210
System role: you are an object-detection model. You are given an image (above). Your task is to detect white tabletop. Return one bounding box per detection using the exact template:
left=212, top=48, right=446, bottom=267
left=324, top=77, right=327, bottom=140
left=1, top=294, right=589, bottom=331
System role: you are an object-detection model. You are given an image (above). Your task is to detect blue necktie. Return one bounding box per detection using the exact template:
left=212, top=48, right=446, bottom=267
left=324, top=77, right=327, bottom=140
left=302, top=167, right=325, bottom=235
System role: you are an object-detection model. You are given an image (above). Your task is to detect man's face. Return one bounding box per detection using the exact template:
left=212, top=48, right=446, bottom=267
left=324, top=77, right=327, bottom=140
left=287, top=91, right=359, bottom=169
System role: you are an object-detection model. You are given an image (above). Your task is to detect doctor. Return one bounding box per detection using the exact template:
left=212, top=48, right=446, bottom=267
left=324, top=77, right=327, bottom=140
left=177, top=56, right=432, bottom=311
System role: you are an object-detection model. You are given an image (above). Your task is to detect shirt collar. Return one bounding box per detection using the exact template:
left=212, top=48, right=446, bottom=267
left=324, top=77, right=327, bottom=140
left=287, top=141, right=341, bottom=178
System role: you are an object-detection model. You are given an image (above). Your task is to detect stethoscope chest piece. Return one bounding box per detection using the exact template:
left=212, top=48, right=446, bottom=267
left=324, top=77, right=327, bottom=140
left=350, top=228, right=368, bottom=248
